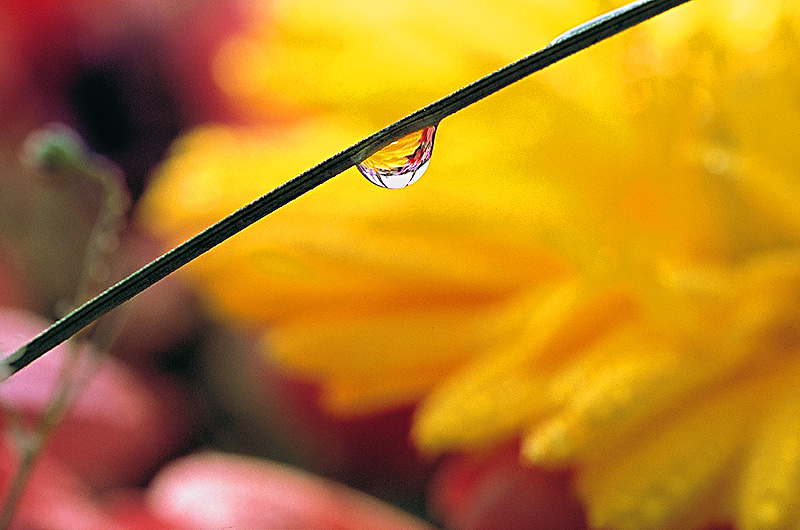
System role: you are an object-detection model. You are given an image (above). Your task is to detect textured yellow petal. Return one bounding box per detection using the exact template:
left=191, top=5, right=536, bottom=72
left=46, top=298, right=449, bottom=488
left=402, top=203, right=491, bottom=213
left=737, top=361, right=800, bottom=530
left=268, top=298, right=528, bottom=377
left=413, top=281, right=580, bottom=452
left=413, top=280, right=639, bottom=453
left=412, top=356, right=547, bottom=454
left=577, top=380, right=762, bottom=530
left=654, top=251, right=800, bottom=366
left=523, top=336, right=686, bottom=464
left=525, top=251, right=800, bottom=466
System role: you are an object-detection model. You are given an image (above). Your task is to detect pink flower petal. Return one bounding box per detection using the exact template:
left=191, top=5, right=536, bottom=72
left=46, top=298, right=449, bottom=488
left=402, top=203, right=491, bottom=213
left=0, top=308, right=197, bottom=488
left=0, top=435, right=111, bottom=530
left=148, top=452, right=435, bottom=530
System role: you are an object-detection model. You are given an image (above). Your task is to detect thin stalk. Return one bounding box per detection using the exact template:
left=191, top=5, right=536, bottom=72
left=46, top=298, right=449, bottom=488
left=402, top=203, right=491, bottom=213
left=0, top=349, right=100, bottom=530
left=0, top=135, right=130, bottom=529
left=0, top=0, right=692, bottom=379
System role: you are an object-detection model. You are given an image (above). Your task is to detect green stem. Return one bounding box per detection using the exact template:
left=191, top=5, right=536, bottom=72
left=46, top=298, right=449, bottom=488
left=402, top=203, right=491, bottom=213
left=0, top=0, right=692, bottom=379
left=0, top=436, right=40, bottom=530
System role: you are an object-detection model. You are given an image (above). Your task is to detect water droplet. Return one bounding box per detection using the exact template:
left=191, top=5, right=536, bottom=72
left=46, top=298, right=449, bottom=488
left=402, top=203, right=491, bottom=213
left=357, top=126, right=436, bottom=189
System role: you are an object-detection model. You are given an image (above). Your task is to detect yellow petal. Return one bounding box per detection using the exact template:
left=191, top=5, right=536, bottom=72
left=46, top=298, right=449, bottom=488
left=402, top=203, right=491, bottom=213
left=265, top=300, right=530, bottom=414
left=577, top=379, right=761, bottom=530
left=214, top=0, right=602, bottom=125
left=413, top=280, right=639, bottom=453
left=523, top=335, right=685, bottom=464
left=737, top=361, right=800, bottom=530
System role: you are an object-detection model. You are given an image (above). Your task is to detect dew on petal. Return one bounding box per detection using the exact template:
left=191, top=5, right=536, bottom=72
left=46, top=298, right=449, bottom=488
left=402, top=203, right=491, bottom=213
left=357, top=126, right=437, bottom=189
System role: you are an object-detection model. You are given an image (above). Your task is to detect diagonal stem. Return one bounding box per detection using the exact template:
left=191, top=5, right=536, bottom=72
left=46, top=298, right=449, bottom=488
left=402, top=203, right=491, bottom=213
left=0, top=0, right=692, bottom=379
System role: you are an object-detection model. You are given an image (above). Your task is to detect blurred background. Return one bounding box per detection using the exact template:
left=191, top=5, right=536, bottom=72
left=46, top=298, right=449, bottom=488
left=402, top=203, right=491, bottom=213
left=0, top=1, right=798, bottom=529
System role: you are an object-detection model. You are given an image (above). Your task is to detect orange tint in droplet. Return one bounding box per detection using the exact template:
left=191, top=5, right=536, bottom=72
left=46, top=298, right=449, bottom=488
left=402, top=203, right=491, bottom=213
left=357, top=126, right=437, bottom=189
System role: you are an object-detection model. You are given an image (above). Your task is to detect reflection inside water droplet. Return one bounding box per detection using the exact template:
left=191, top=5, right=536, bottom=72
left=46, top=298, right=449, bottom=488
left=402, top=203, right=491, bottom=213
left=357, top=126, right=437, bottom=189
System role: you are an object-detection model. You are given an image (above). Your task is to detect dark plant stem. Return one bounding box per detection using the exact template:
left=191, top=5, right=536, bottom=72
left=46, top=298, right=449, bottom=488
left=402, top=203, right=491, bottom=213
left=0, top=0, right=692, bottom=379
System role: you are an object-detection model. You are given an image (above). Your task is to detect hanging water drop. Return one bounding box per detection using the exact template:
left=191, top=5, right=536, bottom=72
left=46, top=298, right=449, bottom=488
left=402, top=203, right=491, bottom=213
left=357, top=125, right=437, bottom=189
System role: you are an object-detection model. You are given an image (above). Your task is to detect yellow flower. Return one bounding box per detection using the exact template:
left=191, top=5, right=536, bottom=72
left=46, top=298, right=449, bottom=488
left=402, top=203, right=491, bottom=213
left=139, top=0, right=800, bottom=528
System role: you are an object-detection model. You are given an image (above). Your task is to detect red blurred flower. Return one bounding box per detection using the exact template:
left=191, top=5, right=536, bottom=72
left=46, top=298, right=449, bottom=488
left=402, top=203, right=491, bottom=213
left=429, top=445, right=586, bottom=530
left=0, top=0, right=245, bottom=199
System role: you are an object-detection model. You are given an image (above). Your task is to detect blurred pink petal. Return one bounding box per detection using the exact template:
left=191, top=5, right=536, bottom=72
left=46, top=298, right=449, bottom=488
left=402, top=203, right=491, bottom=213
left=148, top=452, right=435, bottom=530
left=0, top=307, right=197, bottom=488
left=104, top=491, right=186, bottom=530
left=0, top=435, right=111, bottom=530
